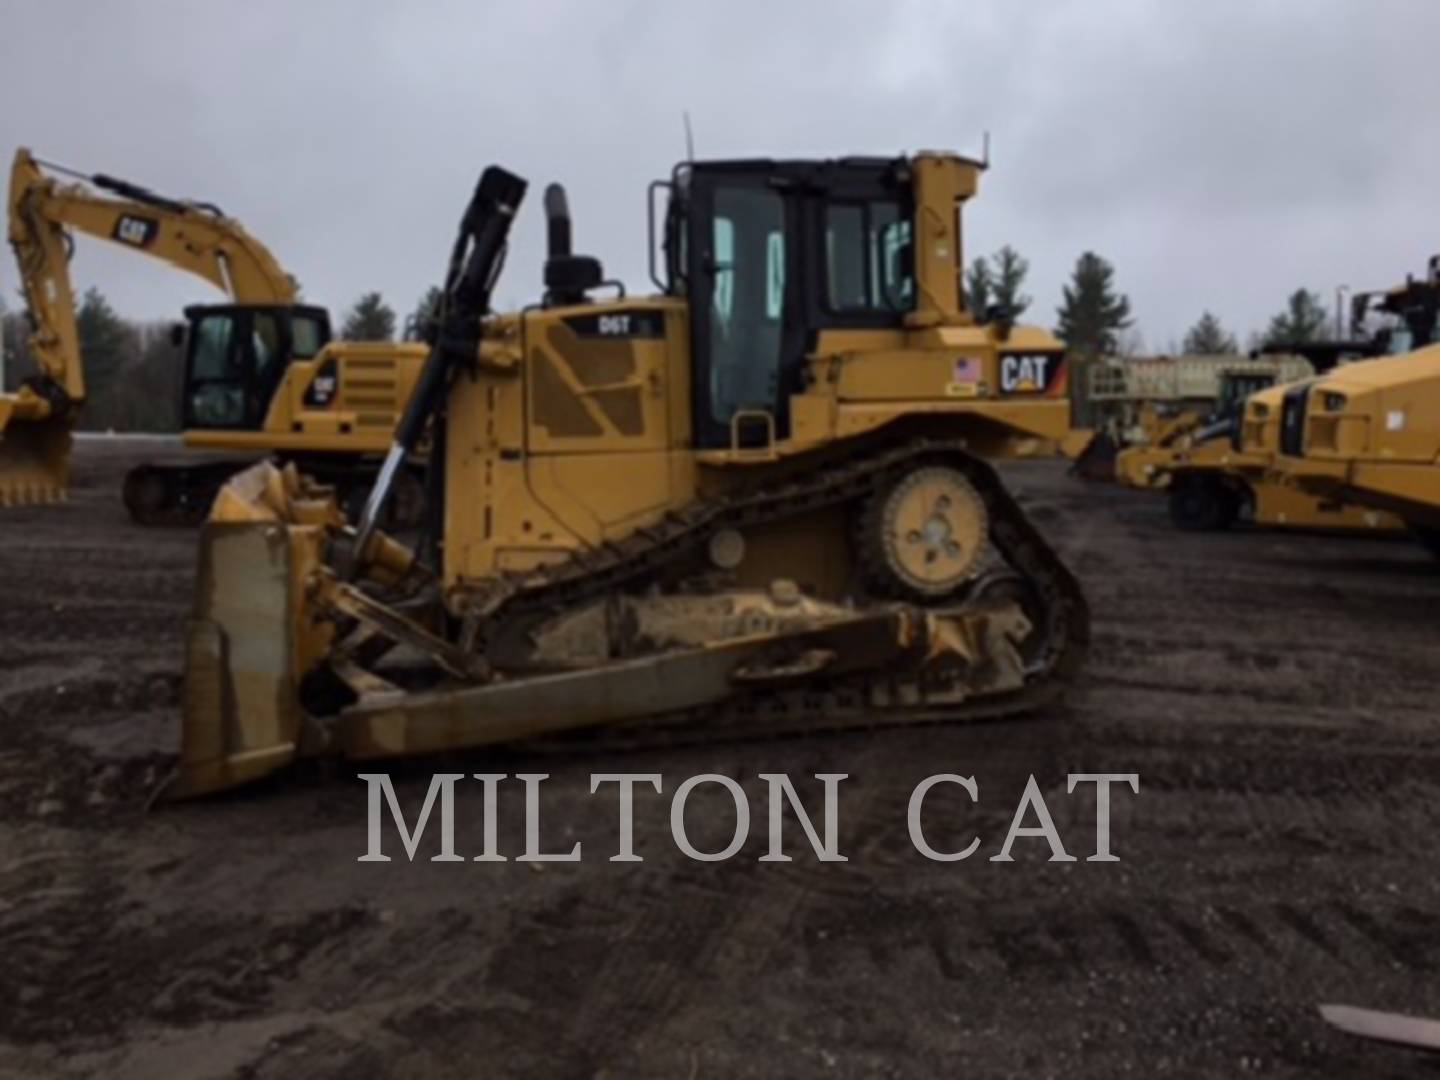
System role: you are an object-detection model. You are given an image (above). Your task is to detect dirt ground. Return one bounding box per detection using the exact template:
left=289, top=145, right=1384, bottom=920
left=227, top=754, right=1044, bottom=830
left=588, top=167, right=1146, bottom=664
left=3, top=437, right=1440, bottom=1079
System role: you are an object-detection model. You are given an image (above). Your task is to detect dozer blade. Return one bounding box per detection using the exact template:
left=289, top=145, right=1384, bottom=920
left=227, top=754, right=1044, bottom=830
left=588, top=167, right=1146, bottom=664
left=169, top=521, right=314, bottom=799
left=0, top=407, right=71, bottom=506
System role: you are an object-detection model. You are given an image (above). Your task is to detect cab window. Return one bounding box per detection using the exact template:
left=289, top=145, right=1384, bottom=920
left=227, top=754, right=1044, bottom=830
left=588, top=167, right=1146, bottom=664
left=825, top=201, right=913, bottom=313
left=708, top=187, right=786, bottom=425
left=190, top=313, right=237, bottom=380
left=188, top=313, right=246, bottom=428
left=290, top=313, right=326, bottom=358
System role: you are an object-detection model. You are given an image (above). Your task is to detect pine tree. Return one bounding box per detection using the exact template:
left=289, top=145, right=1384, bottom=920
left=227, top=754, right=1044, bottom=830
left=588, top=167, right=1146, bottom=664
left=965, top=257, right=992, bottom=317
left=125, top=321, right=185, bottom=432
left=75, top=287, right=141, bottom=430
left=1055, top=252, right=1132, bottom=356
left=990, top=245, right=1031, bottom=319
left=965, top=246, right=1031, bottom=321
left=341, top=291, right=397, bottom=342
left=1263, top=289, right=1329, bottom=346
left=405, top=285, right=443, bottom=342
left=1181, top=311, right=1239, bottom=355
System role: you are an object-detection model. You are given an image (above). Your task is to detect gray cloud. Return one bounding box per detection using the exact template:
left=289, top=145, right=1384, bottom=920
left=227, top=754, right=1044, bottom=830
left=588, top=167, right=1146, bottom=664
left=3, top=0, right=1437, bottom=348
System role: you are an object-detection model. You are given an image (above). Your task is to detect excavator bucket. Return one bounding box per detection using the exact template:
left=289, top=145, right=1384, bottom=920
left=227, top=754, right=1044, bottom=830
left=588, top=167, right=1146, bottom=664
left=0, top=403, right=71, bottom=505
left=1068, top=429, right=1120, bottom=482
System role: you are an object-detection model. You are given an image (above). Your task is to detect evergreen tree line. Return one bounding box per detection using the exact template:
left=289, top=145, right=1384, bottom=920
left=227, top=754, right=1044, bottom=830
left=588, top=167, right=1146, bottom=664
left=964, top=245, right=1336, bottom=358
left=0, top=272, right=1339, bottom=433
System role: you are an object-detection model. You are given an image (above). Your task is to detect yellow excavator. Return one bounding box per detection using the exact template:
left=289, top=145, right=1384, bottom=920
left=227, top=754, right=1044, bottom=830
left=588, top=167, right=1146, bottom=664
left=1, top=148, right=427, bottom=520
left=171, top=152, right=1090, bottom=797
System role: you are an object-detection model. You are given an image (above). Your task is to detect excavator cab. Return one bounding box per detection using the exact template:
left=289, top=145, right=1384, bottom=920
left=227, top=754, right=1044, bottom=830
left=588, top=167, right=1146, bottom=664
left=180, top=303, right=332, bottom=430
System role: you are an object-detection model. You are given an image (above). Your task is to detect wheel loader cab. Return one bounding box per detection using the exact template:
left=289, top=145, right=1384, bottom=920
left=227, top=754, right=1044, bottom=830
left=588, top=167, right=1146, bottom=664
left=675, top=159, right=917, bottom=449
left=181, top=303, right=332, bottom=431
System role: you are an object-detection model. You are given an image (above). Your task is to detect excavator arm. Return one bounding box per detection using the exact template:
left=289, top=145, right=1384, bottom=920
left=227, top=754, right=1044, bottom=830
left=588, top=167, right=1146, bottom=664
left=1, top=147, right=296, bottom=504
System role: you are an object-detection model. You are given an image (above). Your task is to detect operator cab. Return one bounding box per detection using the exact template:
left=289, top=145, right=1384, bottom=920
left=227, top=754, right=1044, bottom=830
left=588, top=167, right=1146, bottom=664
left=660, top=158, right=917, bottom=450
left=181, top=303, right=332, bottom=430
left=1215, top=371, right=1274, bottom=419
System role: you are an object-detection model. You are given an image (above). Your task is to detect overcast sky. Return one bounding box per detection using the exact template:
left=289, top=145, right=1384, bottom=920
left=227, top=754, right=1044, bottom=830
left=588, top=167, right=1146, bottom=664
left=3, top=0, right=1438, bottom=349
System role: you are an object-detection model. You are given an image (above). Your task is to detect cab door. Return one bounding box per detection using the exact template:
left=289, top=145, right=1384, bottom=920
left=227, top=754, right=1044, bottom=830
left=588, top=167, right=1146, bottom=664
left=688, top=177, right=793, bottom=449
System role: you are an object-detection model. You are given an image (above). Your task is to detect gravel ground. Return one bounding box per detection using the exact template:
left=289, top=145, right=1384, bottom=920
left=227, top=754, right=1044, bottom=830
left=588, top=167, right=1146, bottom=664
left=2, top=439, right=1439, bottom=1078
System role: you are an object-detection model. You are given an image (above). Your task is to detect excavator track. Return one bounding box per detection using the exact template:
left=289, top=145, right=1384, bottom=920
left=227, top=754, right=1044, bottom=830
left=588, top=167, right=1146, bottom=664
left=442, top=436, right=1089, bottom=749
left=123, top=461, right=251, bottom=526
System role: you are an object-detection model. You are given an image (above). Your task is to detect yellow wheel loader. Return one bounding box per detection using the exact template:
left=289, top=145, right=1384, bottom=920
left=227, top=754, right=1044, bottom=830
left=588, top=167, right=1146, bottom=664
left=1122, top=378, right=1402, bottom=534
left=1115, top=268, right=1440, bottom=533
left=173, top=152, right=1090, bottom=798
left=1066, top=352, right=1314, bottom=483
left=1, top=149, right=427, bottom=519
left=1111, top=368, right=1394, bottom=532
left=1264, top=343, right=1440, bottom=555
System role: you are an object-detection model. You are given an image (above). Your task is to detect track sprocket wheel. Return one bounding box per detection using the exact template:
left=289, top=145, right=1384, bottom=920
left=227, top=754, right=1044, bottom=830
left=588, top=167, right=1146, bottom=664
left=860, top=463, right=989, bottom=599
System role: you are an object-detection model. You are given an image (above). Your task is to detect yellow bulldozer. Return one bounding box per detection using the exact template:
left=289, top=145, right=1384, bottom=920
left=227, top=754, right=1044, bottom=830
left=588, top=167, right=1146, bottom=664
left=0, top=149, right=427, bottom=520
left=171, top=152, right=1090, bottom=797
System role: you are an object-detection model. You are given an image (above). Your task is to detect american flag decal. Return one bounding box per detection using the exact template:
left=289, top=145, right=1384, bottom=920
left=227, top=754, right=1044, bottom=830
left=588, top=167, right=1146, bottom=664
left=953, top=356, right=980, bottom=383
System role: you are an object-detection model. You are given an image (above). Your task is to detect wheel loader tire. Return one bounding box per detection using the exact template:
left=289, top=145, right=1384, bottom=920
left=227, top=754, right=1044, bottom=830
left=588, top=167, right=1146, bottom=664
left=1167, top=475, right=1235, bottom=532
left=859, top=463, right=988, bottom=599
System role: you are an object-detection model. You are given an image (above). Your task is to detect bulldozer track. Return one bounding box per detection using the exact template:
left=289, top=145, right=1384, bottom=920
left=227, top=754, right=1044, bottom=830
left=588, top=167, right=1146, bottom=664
left=470, top=437, right=1090, bottom=748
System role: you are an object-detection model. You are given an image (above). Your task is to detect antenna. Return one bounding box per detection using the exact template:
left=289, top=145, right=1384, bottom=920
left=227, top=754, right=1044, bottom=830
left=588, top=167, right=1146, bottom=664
left=683, top=111, right=696, bottom=163
left=982, top=131, right=991, bottom=168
